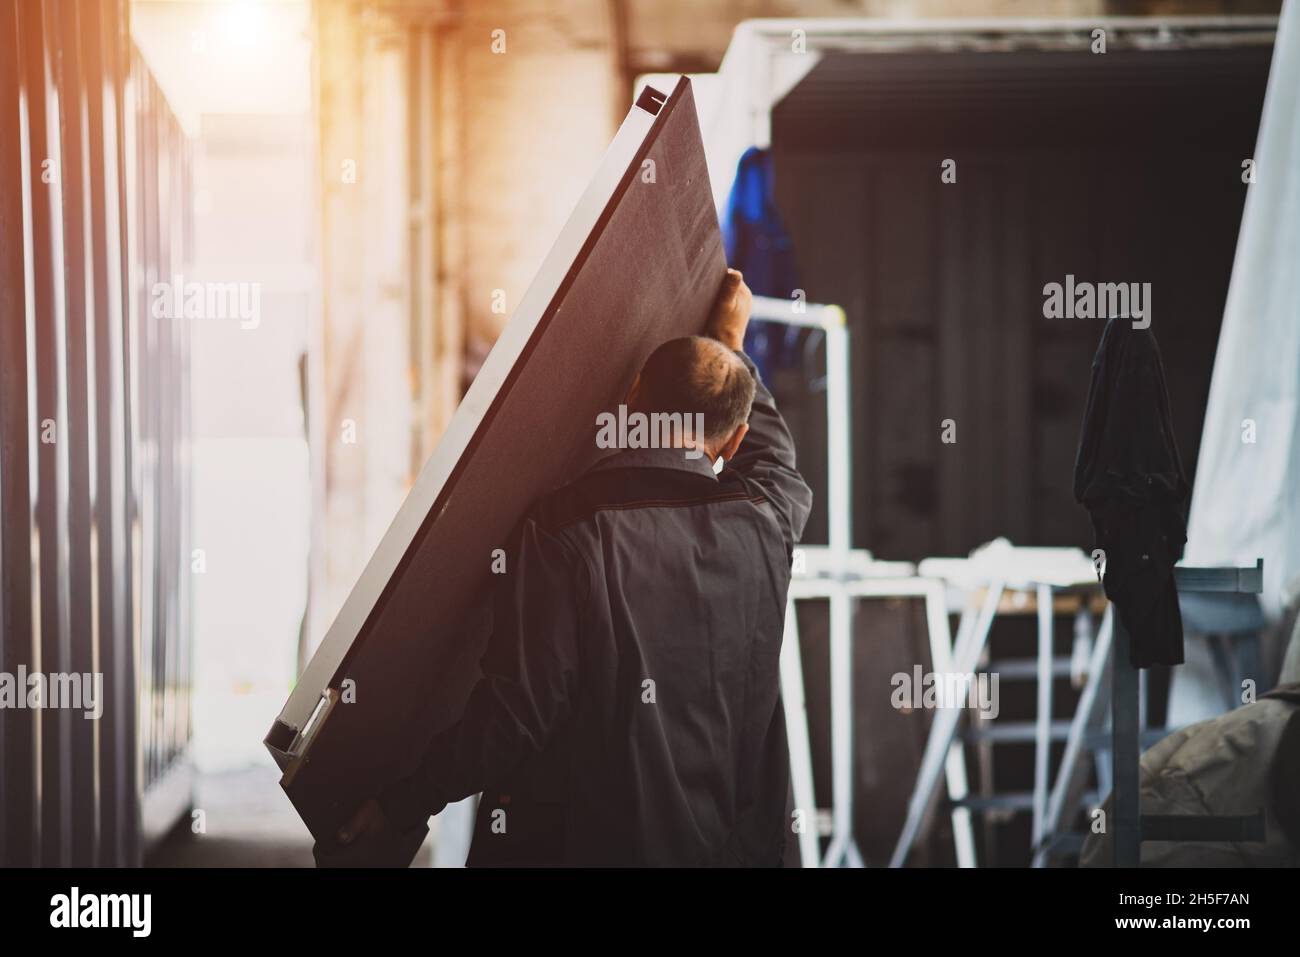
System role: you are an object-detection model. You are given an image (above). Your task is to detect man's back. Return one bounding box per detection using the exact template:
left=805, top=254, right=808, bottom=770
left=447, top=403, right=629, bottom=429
left=368, top=282, right=812, bottom=866
left=466, top=417, right=804, bottom=865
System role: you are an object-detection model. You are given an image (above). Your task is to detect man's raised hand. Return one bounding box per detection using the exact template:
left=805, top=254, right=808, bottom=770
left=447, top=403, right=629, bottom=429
left=706, top=268, right=752, bottom=352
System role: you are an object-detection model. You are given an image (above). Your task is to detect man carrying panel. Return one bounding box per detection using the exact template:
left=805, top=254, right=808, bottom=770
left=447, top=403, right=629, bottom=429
left=331, top=269, right=812, bottom=866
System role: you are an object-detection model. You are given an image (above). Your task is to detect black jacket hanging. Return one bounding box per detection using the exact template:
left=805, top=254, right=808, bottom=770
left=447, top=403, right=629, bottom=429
left=1073, top=316, right=1189, bottom=667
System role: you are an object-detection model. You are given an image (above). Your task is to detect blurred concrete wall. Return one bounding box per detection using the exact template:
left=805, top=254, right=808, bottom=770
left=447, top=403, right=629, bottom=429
left=312, top=0, right=621, bottom=641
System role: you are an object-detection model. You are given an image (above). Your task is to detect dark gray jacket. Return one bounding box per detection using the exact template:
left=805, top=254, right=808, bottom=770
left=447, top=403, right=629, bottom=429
left=380, top=352, right=812, bottom=866
left=1074, top=316, right=1188, bottom=667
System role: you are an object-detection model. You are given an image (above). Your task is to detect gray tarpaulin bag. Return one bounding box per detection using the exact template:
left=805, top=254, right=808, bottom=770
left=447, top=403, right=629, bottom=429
left=1080, top=684, right=1300, bottom=868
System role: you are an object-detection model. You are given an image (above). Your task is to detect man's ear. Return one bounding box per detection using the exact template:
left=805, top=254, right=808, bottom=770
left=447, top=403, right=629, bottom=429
left=717, top=423, right=748, bottom=463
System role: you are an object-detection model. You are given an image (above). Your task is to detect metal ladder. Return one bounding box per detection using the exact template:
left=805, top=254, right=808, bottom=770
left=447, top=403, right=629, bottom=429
left=891, top=552, right=1113, bottom=868
left=958, top=589, right=1103, bottom=860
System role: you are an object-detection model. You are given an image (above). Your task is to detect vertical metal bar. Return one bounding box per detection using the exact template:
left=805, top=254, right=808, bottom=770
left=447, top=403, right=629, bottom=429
left=83, top=0, right=126, bottom=866
left=0, top=0, right=38, bottom=869
left=890, top=581, right=1003, bottom=867
left=164, top=107, right=184, bottom=773
left=20, top=0, right=74, bottom=868
left=1032, top=583, right=1053, bottom=846
left=156, top=104, right=173, bottom=777
left=166, top=105, right=181, bottom=771
left=1112, top=613, right=1141, bottom=867
left=54, top=0, right=102, bottom=868
left=923, top=583, right=976, bottom=868
left=137, top=60, right=157, bottom=790
left=1138, top=665, right=1148, bottom=733
left=129, top=49, right=147, bottom=791
left=779, top=596, right=819, bottom=867
left=819, top=311, right=855, bottom=866
left=177, top=120, right=194, bottom=765
left=113, top=7, right=141, bottom=863
left=151, top=82, right=167, bottom=782
left=151, top=74, right=164, bottom=784
left=822, top=584, right=857, bottom=866
left=824, top=317, right=851, bottom=558
left=1033, top=604, right=1113, bottom=867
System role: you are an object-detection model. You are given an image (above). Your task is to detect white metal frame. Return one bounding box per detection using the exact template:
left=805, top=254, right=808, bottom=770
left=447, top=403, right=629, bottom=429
left=753, top=295, right=979, bottom=867
left=748, top=296, right=851, bottom=558
left=751, top=296, right=858, bottom=866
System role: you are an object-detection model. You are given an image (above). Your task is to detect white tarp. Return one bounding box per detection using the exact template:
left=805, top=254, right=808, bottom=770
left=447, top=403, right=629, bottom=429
left=1184, top=0, right=1300, bottom=618
left=698, top=24, right=819, bottom=213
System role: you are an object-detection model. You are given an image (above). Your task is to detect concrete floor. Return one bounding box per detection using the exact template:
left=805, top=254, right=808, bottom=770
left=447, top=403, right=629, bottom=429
left=145, top=765, right=434, bottom=867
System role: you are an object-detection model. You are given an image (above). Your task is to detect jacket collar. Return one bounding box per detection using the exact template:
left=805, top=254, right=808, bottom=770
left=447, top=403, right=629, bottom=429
left=587, top=446, right=720, bottom=480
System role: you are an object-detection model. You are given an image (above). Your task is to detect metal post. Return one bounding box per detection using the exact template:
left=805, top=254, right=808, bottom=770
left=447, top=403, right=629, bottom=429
left=822, top=313, right=851, bottom=560
left=922, top=584, right=976, bottom=868
left=822, top=583, right=863, bottom=867
left=890, top=581, right=1003, bottom=867
left=1032, top=583, right=1054, bottom=847
left=780, top=596, right=820, bottom=867
left=1111, top=614, right=1141, bottom=867
left=1033, top=605, right=1113, bottom=867
left=748, top=297, right=862, bottom=866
